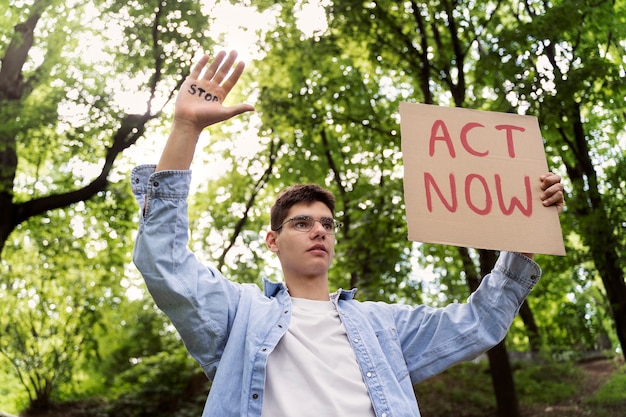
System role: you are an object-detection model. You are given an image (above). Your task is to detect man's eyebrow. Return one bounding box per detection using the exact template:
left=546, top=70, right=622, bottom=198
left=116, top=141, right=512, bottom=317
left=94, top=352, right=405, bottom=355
left=291, top=215, right=334, bottom=220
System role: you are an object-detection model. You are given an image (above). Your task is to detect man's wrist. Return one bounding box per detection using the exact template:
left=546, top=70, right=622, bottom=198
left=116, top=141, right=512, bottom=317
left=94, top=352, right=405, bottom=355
left=170, top=118, right=204, bottom=140
left=155, top=120, right=203, bottom=172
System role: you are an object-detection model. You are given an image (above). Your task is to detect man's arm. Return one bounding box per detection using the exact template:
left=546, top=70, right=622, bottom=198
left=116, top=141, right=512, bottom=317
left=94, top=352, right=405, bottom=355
left=521, top=171, right=564, bottom=259
left=132, top=51, right=254, bottom=373
left=156, top=50, right=254, bottom=171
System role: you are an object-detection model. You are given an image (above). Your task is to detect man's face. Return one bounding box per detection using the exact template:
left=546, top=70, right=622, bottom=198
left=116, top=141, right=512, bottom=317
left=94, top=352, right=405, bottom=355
left=266, top=201, right=336, bottom=281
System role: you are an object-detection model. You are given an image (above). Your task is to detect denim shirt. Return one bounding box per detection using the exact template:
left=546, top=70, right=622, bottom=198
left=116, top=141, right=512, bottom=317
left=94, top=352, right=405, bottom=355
left=131, top=164, right=542, bottom=417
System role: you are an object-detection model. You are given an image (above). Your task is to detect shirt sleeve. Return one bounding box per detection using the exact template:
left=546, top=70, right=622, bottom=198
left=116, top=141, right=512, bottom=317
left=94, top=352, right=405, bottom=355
left=131, top=165, right=241, bottom=376
left=393, top=251, right=541, bottom=383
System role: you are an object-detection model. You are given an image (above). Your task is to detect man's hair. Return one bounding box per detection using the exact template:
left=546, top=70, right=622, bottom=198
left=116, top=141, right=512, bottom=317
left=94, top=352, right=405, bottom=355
left=270, top=184, right=336, bottom=231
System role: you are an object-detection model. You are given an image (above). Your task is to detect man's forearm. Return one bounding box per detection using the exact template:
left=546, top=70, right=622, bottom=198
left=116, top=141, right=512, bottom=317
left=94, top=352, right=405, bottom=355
left=156, top=120, right=202, bottom=172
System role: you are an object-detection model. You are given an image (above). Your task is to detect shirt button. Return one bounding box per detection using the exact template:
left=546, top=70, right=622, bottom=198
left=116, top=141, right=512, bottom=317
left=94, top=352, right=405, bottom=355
left=366, top=372, right=372, bottom=377
left=252, top=393, right=259, bottom=399
left=530, top=275, right=537, bottom=281
left=381, top=413, right=388, bottom=417
left=152, top=181, right=159, bottom=187
left=354, top=338, right=360, bottom=343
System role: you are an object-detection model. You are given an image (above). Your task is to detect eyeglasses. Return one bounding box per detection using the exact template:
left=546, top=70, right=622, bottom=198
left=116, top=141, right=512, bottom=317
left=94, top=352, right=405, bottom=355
left=274, top=215, right=342, bottom=234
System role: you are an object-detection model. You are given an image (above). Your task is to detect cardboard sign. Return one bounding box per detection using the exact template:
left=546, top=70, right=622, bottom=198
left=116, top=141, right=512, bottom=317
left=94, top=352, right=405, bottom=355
left=399, top=102, right=565, bottom=256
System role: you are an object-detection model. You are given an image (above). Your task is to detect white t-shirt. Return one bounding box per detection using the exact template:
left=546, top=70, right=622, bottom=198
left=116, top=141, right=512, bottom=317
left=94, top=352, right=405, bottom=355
left=261, top=297, right=376, bottom=417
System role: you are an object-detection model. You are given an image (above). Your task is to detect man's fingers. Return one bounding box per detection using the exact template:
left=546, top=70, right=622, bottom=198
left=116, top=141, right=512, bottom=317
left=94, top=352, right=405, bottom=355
left=541, top=182, right=564, bottom=212
left=211, top=50, right=239, bottom=85
left=541, top=183, right=563, bottom=200
left=540, top=172, right=561, bottom=189
left=538, top=172, right=565, bottom=212
left=202, top=50, right=228, bottom=81
left=542, top=189, right=564, bottom=205
left=220, top=61, right=246, bottom=94
left=189, top=55, right=210, bottom=80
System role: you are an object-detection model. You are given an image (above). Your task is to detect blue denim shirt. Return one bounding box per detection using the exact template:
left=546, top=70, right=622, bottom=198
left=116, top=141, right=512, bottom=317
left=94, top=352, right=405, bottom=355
left=131, top=165, right=542, bottom=417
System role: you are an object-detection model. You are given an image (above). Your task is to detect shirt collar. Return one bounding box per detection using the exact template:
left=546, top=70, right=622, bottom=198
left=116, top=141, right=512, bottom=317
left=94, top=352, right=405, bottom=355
left=262, top=278, right=357, bottom=301
left=263, top=278, right=286, bottom=298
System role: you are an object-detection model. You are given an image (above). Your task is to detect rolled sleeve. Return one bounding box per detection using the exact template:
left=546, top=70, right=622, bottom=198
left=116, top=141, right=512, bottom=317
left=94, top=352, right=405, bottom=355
left=495, top=252, right=542, bottom=291
left=131, top=165, right=192, bottom=218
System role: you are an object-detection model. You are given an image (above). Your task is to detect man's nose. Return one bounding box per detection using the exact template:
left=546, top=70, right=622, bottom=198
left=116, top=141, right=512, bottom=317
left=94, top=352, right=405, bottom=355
left=310, top=220, right=328, bottom=238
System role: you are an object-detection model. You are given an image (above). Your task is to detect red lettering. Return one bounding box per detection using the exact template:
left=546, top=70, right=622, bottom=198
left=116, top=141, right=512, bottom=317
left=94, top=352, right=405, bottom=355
left=495, top=124, right=525, bottom=158
left=424, top=172, right=457, bottom=212
left=424, top=172, right=534, bottom=217
left=429, top=120, right=456, bottom=158
left=495, top=174, right=533, bottom=217
left=464, top=174, right=492, bottom=215
left=460, top=122, right=488, bottom=157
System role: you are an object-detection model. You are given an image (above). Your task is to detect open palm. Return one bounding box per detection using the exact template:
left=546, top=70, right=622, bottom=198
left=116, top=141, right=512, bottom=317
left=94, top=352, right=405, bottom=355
left=174, top=50, right=254, bottom=129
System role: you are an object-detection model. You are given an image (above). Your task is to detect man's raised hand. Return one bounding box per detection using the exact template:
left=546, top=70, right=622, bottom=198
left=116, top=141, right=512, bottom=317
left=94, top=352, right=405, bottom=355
left=174, top=50, right=255, bottom=133
left=155, top=51, right=254, bottom=171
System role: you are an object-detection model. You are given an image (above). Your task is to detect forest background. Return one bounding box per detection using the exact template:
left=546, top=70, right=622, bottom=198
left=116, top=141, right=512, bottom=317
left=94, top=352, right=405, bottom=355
left=1, top=0, right=625, bottom=416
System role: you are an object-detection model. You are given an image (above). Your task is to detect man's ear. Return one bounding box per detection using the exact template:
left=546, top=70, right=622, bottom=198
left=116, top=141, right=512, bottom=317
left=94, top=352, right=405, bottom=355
left=266, top=230, right=279, bottom=253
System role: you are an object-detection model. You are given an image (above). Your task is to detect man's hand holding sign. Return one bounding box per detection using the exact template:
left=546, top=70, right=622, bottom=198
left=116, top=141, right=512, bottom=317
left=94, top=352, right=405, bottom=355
left=400, top=103, right=565, bottom=256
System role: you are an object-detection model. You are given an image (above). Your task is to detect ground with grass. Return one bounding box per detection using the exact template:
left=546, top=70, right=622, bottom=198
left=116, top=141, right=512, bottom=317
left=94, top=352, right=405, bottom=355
left=520, top=358, right=626, bottom=417
left=414, top=356, right=625, bottom=417
left=5, top=357, right=625, bottom=417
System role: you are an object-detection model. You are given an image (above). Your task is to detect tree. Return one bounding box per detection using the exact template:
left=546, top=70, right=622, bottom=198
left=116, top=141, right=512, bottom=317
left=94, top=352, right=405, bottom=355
left=481, top=0, right=626, bottom=361
left=0, top=0, right=225, bottom=410
left=0, top=0, right=215, bottom=258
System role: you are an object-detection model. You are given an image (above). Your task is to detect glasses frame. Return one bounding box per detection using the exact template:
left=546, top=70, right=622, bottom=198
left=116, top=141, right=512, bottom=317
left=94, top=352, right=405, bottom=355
left=274, top=215, right=342, bottom=235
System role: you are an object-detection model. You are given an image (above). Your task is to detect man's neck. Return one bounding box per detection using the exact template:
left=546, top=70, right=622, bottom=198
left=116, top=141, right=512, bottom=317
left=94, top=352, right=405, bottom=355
left=284, top=275, right=330, bottom=301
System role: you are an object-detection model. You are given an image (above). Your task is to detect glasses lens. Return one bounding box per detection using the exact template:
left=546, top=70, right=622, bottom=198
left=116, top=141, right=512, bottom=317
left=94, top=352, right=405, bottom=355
left=292, top=216, right=314, bottom=231
left=288, top=216, right=338, bottom=234
left=320, top=218, right=335, bottom=232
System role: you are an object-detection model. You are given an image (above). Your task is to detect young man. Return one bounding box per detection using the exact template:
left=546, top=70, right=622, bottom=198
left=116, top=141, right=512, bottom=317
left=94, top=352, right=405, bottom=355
left=132, top=51, right=565, bottom=417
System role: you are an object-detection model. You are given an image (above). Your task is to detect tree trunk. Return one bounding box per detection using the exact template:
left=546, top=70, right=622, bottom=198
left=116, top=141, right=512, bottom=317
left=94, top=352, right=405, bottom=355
left=518, top=301, right=541, bottom=353
left=487, top=341, right=521, bottom=417
left=478, top=249, right=521, bottom=417
left=560, top=102, right=626, bottom=362
left=0, top=1, right=48, bottom=255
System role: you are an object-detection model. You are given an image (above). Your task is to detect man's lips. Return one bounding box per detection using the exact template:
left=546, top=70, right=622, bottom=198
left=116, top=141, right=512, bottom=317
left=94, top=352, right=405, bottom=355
left=307, top=244, right=327, bottom=253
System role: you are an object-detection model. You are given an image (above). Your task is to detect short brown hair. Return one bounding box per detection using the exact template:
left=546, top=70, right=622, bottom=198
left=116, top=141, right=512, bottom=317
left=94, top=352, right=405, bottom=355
left=270, top=184, right=336, bottom=231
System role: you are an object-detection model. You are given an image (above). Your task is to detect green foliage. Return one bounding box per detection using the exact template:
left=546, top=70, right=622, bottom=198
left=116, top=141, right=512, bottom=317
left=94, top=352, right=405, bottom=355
left=0, top=360, right=29, bottom=414
left=104, top=348, right=206, bottom=417
left=586, top=365, right=626, bottom=406
left=0, top=0, right=224, bottom=411
left=250, top=4, right=416, bottom=301
left=514, top=361, right=582, bottom=404
left=95, top=303, right=173, bottom=383
left=507, top=256, right=618, bottom=354
left=414, top=362, right=496, bottom=416
left=0, top=180, right=136, bottom=411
